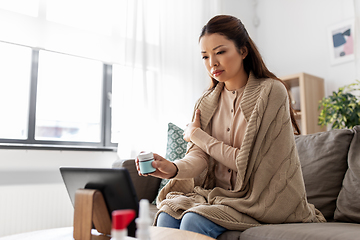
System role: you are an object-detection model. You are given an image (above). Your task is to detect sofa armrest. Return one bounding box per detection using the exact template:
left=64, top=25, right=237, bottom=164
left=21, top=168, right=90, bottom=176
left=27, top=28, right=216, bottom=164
left=112, top=158, right=161, bottom=203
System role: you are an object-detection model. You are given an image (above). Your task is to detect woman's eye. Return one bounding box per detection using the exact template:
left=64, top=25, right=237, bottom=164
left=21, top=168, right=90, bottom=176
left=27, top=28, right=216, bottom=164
left=202, top=56, right=209, bottom=60
left=216, top=51, right=225, bottom=55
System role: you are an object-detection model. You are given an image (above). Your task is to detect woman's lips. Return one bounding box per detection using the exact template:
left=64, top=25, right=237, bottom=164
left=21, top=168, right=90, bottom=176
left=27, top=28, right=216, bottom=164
left=212, top=70, right=224, bottom=77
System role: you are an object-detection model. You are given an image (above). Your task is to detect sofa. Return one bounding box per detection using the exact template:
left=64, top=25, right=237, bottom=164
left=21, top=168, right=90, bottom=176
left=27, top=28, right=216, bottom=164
left=113, top=125, right=360, bottom=240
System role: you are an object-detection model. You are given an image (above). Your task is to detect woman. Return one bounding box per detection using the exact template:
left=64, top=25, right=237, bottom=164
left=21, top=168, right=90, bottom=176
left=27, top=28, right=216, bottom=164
left=136, top=15, right=325, bottom=239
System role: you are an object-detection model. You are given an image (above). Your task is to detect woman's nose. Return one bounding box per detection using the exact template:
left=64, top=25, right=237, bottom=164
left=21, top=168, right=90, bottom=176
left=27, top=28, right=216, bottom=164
left=209, top=56, right=219, bottom=67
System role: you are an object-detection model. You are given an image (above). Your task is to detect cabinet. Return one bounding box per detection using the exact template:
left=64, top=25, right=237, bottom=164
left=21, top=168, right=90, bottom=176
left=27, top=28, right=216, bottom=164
left=281, top=72, right=326, bottom=135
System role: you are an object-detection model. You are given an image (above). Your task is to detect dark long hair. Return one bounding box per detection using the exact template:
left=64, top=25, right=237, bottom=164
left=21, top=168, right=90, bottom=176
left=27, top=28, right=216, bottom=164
left=199, top=15, right=300, bottom=135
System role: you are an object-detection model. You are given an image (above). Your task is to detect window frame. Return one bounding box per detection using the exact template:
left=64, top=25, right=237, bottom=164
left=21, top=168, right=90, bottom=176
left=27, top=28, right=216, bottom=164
left=0, top=47, right=117, bottom=151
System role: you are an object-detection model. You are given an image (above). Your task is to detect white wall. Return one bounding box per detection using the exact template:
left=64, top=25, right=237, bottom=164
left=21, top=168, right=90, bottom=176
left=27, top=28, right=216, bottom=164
left=219, top=0, right=258, bottom=40
left=0, top=149, right=118, bottom=184
left=255, top=0, right=359, bottom=96
left=0, top=149, right=118, bottom=237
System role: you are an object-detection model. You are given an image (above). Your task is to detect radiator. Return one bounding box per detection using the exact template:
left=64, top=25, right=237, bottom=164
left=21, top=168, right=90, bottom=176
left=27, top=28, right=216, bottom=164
left=0, top=184, right=74, bottom=237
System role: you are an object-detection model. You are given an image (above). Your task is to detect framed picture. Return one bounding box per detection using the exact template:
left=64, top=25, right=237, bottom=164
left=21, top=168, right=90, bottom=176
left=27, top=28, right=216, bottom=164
left=328, top=19, right=355, bottom=65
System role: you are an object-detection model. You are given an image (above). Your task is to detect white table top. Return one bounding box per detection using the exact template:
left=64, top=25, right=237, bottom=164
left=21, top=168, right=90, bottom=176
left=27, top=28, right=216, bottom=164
left=0, top=227, right=75, bottom=240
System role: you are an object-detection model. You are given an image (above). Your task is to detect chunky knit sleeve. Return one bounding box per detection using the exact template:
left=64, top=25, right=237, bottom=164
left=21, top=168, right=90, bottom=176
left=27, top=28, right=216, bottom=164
left=173, top=143, right=208, bottom=179
left=190, top=128, right=238, bottom=171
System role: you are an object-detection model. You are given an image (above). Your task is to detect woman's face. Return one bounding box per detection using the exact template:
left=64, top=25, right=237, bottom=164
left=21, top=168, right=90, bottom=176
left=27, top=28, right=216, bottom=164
left=200, top=33, right=247, bottom=90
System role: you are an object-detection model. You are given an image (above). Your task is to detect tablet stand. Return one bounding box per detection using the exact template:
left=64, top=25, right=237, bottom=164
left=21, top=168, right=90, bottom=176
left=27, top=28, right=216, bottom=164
left=73, top=189, right=111, bottom=240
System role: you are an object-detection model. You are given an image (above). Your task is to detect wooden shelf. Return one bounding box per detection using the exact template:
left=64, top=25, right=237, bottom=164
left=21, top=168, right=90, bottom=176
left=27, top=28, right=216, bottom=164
left=294, top=110, right=301, bottom=119
left=281, top=72, right=326, bottom=135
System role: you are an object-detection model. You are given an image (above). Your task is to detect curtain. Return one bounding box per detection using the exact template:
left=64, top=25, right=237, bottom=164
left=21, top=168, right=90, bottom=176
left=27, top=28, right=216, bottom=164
left=0, top=0, right=221, bottom=156
left=113, top=0, right=221, bottom=159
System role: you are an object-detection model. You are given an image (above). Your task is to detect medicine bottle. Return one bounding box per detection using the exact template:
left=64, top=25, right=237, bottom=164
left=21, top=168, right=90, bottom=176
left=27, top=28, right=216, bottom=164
left=136, top=199, right=152, bottom=240
left=138, top=152, right=156, bottom=174
left=111, top=209, right=135, bottom=240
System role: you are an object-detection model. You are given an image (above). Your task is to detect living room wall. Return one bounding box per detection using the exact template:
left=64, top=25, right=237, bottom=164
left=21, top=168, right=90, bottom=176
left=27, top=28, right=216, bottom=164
left=255, top=0, right=359, bottom=96
left=0, top=149, right=117, bottom=236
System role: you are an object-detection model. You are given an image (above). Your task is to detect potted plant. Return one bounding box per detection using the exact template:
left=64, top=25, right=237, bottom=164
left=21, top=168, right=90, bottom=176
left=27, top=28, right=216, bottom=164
left=318, top=80, right=360, bottom=129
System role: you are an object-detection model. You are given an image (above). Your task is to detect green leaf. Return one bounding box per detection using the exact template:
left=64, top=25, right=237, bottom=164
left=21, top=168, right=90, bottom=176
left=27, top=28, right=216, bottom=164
left=318, top=80, right=360, bottom=129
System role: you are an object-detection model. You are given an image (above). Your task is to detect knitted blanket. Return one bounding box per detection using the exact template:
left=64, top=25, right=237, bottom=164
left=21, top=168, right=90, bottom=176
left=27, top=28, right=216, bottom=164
left=156, top=74, right=326, bottom=230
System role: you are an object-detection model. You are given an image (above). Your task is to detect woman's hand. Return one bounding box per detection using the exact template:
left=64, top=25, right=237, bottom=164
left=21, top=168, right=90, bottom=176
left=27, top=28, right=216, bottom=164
left=183, top=109, right=201, bottom=142
left=136, top=153, right=178, bottom=179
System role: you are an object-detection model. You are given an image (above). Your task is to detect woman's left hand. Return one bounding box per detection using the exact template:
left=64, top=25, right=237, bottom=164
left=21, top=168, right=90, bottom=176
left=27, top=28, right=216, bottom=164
left=183, top=109, right=201, bottom=142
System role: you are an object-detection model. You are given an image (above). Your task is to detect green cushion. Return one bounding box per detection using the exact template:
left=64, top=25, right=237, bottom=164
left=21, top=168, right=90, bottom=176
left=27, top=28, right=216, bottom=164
left=152, top=123, right=187, bottom=204
left=165, top=122, right=187, bottom=161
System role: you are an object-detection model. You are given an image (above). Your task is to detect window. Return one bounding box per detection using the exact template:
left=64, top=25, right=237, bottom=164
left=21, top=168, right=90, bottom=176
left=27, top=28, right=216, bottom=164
left=0, top=42, right=32, bottom=140
left=36, top=51, right=103, bottom=142
left=0, top=42, right=115, bottom=150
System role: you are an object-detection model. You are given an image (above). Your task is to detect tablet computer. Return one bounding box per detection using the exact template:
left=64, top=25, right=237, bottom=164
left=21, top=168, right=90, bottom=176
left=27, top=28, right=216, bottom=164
left=59, top=167, right=139, bottom=237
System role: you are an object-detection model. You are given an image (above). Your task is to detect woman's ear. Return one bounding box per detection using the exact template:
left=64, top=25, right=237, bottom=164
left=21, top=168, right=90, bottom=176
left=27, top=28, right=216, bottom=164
left=240, top=46, right=248, bottom=59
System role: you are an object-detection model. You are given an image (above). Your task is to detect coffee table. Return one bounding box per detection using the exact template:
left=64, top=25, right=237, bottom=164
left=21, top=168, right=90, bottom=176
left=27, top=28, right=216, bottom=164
left=0, top=226, right=216, bottom=240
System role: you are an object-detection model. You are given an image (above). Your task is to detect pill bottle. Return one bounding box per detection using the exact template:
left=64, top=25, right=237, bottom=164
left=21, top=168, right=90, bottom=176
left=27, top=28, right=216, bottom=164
left=138, top=152, right=156, bottom=174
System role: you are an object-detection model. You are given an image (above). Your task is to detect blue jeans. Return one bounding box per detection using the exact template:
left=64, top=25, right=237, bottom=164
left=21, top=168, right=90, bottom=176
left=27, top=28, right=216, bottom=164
left=157, top=212, right=227, bottom=239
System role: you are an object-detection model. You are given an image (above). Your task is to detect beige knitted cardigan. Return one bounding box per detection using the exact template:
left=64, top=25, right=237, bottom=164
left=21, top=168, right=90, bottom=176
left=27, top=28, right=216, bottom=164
left=155, top=74, right=326, bottom=230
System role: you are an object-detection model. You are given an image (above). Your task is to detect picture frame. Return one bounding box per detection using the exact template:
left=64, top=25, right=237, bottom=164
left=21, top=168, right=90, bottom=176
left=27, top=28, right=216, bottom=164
left=328, top=19, right=355, bottom=65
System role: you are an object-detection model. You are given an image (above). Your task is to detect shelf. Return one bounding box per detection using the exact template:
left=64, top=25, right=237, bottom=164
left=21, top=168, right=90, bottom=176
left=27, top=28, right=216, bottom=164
left=281, top=72, right=326, bottom=135
left=294, top=111, right=301, bottom=119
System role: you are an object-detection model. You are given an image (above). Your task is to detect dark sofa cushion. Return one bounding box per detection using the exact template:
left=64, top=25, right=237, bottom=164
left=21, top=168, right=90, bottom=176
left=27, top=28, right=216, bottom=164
left=295, top=129, right=354, bottom=220
left=335, top=125, right=360, bottom=223
left=217, top=230, right=241, bottom=240
left=112, top=158, right=162, bottom=203
left=240, top=223, right=360, bottom=240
